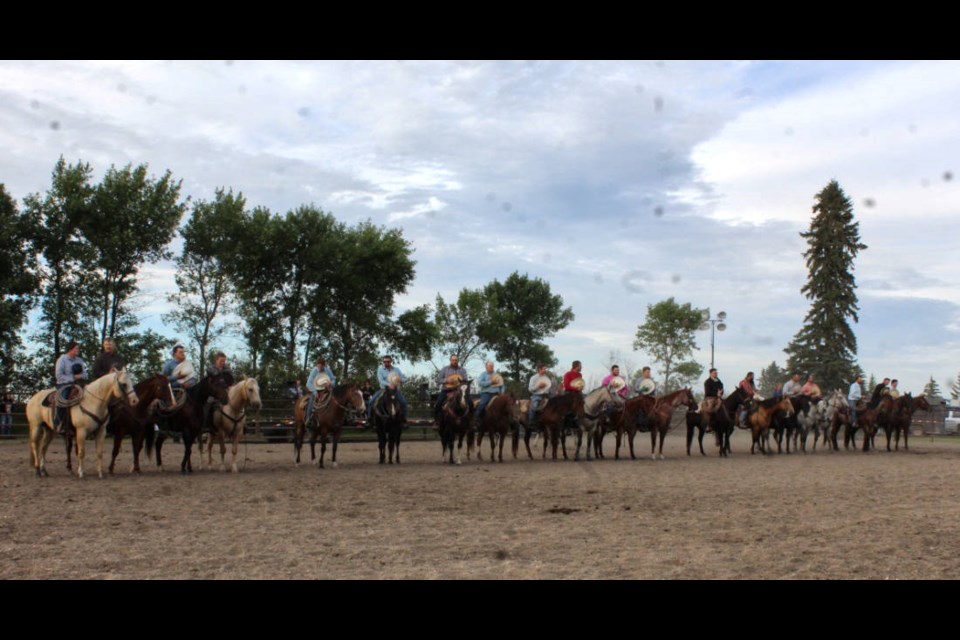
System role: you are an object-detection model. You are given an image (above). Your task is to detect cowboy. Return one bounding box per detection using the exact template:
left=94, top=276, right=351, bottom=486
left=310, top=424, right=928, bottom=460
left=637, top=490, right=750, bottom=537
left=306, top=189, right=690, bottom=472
left=475, top=361, right=504, bottom=420
left=887, top=379, right=901, bottom=399
left=737, top=371, right=758, bottom=426
left=434, top=353, right=468, bottom=423
left=801, top=374, right=823, bottom=400
left=562, top=360, right=584, bottom=394
left=204, top=351, right=235, bottom=431
left=633, top=366, right=657, bottom=429
left=91, top=337, right=126, bottom=380
left=305, top=356, right=336, bottom=426
left=53, top=341, right=87, bottom=434
left=868, top=377, right=891, bottom=409
left=369, top=355, right=407, bottom=424
left=848, top=374, right=864, bottom=425
left=162, top=345, right=197, bottom=390
left=527, top=363, right=552, bottom=426
left=782, top=373, right=803, bottom=397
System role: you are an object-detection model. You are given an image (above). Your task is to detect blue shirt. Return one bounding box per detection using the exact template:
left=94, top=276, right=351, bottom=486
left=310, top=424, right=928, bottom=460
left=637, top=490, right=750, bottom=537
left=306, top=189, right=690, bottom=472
left=477, top=371, right=503, bottom=395
left=377, top=365, right=406, bottom=389
left=307, top=366, right=336, bottom=392
left=55, top=354, right=87, bottom=385
left=162, top=358, right=197, bottom=388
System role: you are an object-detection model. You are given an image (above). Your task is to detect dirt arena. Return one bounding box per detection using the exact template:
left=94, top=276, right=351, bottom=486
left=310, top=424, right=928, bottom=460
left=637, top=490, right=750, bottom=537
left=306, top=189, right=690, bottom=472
left=3, top=430, right=960, bottom=580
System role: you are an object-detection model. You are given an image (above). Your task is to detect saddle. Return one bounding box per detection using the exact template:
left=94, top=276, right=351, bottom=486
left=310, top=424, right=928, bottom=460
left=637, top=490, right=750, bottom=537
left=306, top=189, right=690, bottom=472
left=530, top=395, right=548, bottom=413
left=44, top=385, right=83, bottom=408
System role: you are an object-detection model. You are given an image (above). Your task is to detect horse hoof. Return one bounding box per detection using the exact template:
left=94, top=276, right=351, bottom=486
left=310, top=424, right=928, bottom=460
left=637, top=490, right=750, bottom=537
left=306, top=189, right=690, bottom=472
left=332, top=462, right=338, bottom=469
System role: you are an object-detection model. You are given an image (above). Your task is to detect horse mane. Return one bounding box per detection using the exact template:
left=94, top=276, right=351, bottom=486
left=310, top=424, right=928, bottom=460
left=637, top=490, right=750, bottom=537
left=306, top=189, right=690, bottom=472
left=333, top=382, right=356, bottom=397
left=759, top=396, right=787, bottom=409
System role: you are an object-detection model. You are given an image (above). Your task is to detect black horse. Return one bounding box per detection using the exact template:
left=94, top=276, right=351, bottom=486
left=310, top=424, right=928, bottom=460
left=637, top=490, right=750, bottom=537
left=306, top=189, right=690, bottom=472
left=438, top=381, right=473, bottom=465
left=373, top=385, right=404, bottom=464
left=154, top=372, right=230, bottom=473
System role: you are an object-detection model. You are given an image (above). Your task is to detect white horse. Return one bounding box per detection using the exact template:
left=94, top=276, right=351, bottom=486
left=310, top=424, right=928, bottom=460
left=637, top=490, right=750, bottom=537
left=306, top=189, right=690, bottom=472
left=27, top=369, right=139, bottom=478
left=575, top=383, right=626, bottom=461
left=205, top=378, right=262, bottom=473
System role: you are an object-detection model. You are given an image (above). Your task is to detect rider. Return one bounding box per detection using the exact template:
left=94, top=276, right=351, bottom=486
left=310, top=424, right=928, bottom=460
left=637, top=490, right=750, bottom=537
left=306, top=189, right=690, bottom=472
left=782, top=373, right=803, bottom=397
left=634, top=366, right=657, bottom=429
left=162, top=345, right=198, bottom=390
left=369, top=355, right=407, bottom=425
left=562, top=360, right=583, bottom=393
left=527, top=363, right=552, bottom=427
left=801, top=373, right=823, bottom=400
left=53, top=341, right=88, bottom=434
left=433, top=353, right=468, bottom=424
left=848, top=374, right=864, bottom=425
left=90, top=337, right=126, bottom=380
left=601, top=364, right=628, bottom=421
left=305, top=356, right=336, bottom=426
left=868, top=377, right=890, bottom=409
left=887, top=379, right=901, bottom=399
left=204, top=351, right=235, bottom=430
left=737, top=371, right=757, bottom=427
left=475, top=361, right=504, bottom=420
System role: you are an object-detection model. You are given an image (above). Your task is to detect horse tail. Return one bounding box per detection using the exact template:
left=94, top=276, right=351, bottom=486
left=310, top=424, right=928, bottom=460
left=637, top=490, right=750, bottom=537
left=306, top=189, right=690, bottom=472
left=145, top=423, right=156, bottom=458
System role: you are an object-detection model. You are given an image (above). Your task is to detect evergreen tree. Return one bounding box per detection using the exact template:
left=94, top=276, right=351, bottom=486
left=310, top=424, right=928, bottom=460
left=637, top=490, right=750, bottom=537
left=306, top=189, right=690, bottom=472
left=951, top=372, right=960, bottom=400
left=757, top=361, right=787, bottom=396
left=784, top=181, right=867, bottom=392
left=923, top=376, right=942, bottom=398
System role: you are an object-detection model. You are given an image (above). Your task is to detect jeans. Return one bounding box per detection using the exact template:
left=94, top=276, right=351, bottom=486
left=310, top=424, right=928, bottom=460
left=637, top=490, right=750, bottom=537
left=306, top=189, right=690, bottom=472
left=369, top=389, right=407, bottom=419
left=0, top=413, right=11, bottom=435
left=475, top=392, right=496, bottom=418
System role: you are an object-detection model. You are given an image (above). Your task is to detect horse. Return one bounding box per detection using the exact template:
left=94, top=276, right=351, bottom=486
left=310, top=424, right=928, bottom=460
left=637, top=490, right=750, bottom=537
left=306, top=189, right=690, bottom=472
left=204, top=378, right=262, bottom=472
left=372, top=384, right=404, bottom=465
left=705, top=386, right=749, bottom=457
left=154, top=372, right=231, bottom=473
left=476, top=391, right=519, bottom=463
left=685, top=409, right=710, bottom=456
left=883, top=393, right=930, bottom=451
left=293, top=383, right=365, bottom=469
left=27, top=369, right=139, bottom=478
left=108, top=374, right=176, bottom=475
left=575, top=385, right=626, bottom=461
left=438, top=379, right=474, bottom=465
left=746, top=396, right=794, bottom=454
left=646, top=388, right=698, bottom=460
left=511, top=398, right=536, bottom=459
left=773, top=394, right=813, bottom=454
left=614, top=395, right=657, bottom=460
left=846, top=396, right=893, bottom=452
left=531, top=392, right=584, bottom=461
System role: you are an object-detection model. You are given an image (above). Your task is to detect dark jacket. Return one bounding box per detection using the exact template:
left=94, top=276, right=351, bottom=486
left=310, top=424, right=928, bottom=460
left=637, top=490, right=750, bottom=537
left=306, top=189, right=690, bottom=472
left=704, top=376, right=724, bottom=398
left=91, top=352, right=126, bottom=379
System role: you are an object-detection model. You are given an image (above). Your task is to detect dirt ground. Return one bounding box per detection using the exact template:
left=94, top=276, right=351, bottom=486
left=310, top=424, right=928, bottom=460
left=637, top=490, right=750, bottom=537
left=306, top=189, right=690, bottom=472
left=3, top=429, right=960, bottom=580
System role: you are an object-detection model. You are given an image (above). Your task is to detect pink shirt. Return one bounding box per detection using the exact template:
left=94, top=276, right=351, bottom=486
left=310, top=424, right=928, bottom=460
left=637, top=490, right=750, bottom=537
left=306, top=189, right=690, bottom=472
left=602, top=374, right=628, bottom=397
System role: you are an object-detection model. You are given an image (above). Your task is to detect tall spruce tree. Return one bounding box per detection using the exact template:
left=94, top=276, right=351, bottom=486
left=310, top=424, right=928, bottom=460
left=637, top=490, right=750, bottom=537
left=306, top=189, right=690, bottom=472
left=784, top=181, right=867, bottom=392
left=923, top=376, right=942, bottom=399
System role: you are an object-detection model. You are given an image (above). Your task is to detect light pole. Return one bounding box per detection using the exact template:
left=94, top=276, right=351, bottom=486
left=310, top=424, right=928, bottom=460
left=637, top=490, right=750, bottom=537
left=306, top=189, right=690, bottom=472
left=698, top=309, right=727, bottom=371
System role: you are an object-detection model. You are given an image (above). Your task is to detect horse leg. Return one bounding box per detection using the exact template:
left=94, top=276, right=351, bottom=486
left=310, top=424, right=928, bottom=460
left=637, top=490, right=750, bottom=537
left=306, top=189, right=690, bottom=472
left=309, top=429, right=317, bottom=463
left=319, top=432, right=327, bottom=469
left=698, top=428, right=706, bottom=456
left=614, top=427, right=622, bottom=460
left=109, top=428, right=122, bottom=476
left=64, top=432, right=73, bottom=471
left=378, top=424, right=387, bottom=464
left=131, top=430, right=143, bottom=474
left=392, top=425, right=401, bottom=464
left=231, top=430, right=240, bottom=473
left=686, top=425, right=693, bottom=456
left=476, top=429, right=485, bottom=461
left=155, top=432, right=165, bottom=470
left=903, top=426, right=909, bottom=451
left=331, top=431, right=340, bottom=469
left=294, top=424, right=303, bottom=465
left=650, top=429, right=657, bottom=460
left=74, top=427, right=87, bottom=479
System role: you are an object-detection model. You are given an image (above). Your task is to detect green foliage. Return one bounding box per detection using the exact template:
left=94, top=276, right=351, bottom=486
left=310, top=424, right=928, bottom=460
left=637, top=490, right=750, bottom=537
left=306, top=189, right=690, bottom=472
left=757, top=361, right=787, bottom=396
left=0, top=184, right=39, bottom=385
left=120, top=330, right=178, bottom=381
left=478, top=272, right=573, bottom=381
left=924, top=376, right=942, bottom=399
left=785, top=180, right=867, bottom=392
left=632, top=297, right=704, bottom=392
left=433, top=289, right=489, bottom=369
left=387, top=305, right=438, bottom=365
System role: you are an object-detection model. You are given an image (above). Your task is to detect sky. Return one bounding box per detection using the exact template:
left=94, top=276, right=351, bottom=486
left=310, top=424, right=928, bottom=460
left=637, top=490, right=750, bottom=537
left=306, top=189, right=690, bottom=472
left=1, top=60, right=958, bottom=397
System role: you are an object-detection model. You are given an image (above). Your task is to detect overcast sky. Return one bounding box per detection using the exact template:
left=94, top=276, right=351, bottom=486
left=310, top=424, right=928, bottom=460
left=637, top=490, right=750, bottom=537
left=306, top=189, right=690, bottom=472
left=2, top=60, right=958, bottom=396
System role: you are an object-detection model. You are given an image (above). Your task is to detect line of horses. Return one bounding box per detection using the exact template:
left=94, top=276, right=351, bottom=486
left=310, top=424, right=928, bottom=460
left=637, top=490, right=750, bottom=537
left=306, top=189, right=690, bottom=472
left=24, top=372, right=933, bottom=477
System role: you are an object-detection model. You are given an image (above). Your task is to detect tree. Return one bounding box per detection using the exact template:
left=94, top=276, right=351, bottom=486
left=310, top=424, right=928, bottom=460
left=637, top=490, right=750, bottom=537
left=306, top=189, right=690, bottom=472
left=633, top=297, right=704, bottom=392
left=81, top=163, right=187, bottom=343
left=951, top=372, right=960, bottom=401
left=22, top=157, right=98, bottom=361
left=164, top=189, right=244, bottom=377
left=478, top=272, right=574, bottom=382
left=923, top=376, right=942, bottom=398
left=0, top=184, right=39, bottom=384
left=784, top=180, right=867, bottom=393
left=432, top=289, right=489, bottom=370
left=866, top=373, right=877, bottom=395
left=757, top=361, right=787, bottom=396
left=121, top=330, right=177, bottom=381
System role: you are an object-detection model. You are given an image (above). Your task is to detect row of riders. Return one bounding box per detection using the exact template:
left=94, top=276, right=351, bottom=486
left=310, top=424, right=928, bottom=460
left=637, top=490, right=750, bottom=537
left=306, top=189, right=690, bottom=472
left=27, top=338, right=261, bottom=478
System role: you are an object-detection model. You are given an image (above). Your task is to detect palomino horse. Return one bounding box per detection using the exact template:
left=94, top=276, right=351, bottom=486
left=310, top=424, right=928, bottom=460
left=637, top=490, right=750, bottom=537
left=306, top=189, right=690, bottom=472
left=883, top=393, right=930, bottom=451
left=293, top=383, right=365, bottom=469
left=372, top=384, right=404, bottom=465
left=746, top=396, right=794, bottom=454
left=155, top=372, right=231, bottom=473
left=476, top=392, right=519, bottom=463
left=438, top=380, right=474, bottom=465
left=575, top=384, right=625, bottom=461
left=205, top=378, right=262, bottom=472
left=27, top=369, right=139, bottom=478
left=108, top=374, right=176, bottom=475
left=646, top=388, right=697, bottom=460
left=531, top=392, right=584, bottom=461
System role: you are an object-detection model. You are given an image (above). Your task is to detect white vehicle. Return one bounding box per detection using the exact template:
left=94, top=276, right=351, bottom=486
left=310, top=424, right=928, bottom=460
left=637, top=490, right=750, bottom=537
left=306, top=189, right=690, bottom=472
left=945, top=407, right=960, bottom=434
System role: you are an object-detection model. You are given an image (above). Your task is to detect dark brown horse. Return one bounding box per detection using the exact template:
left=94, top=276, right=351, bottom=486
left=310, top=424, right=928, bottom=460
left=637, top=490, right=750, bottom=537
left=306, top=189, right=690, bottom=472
left=476, top=392, right=519, bottom=463
left=526, top=392, right=584, bottom=461
left=747, top=396, right=793, bottom=454
left=646, top=388, right=697, bottom=460
left=108, top=374, right=176, bottom=475
left=154, top=372, right=230, bottom=473
left=294, top=383, right=365, bottom=468
left=372, top=385, right=404, bottom=464
left=772, top=394, right=812, bottom=454
left=846, top=396, right=891, bottom=452
left=615, top=394, right=657, bottom=460
left=438, top=380, right=474, bottom=465
left=883, top=394, right=930, bottom=451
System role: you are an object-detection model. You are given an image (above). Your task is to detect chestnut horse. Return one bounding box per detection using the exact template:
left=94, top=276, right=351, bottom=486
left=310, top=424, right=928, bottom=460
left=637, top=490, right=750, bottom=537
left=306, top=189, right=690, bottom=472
left=205, top=378, right=262, bottom=472
left=883, top=393, right=930, bottom=451
left=476, top=392, right=519, bottom=463
left=533, top=392, right=584, bottom=461
left=438, top=380, right=474, bottom=465
left=108, top=374, right=176, bottom=475
left=294, top=383, right=365, bottom=469
left=615, top=394, right=656, bottom=460
left=647, top=388, right=697, bottom=460
left=27, top=369, right=139, bottom=478
left=746, top=396, right=793, bottom=454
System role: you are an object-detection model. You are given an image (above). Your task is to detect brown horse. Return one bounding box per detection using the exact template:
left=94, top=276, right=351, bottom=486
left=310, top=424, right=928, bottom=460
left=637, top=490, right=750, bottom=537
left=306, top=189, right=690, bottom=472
left=614, top=394, right=657, bottom=460
left=108, top=374, right=176, bottom=475
left=846, top=396, right=892, bottom=452
left=883, top=393, right=930, bottom=451
left=294, top=383, right=365, bottom=469
left=533, top=392, right=584, bottom=461
left=438, top=380, right=475, bottom=465
left=747, top=396, right=793, bottom=454
left=646, top=388, right=697, bottom=460
left=476, top=392, right=519, bottom=463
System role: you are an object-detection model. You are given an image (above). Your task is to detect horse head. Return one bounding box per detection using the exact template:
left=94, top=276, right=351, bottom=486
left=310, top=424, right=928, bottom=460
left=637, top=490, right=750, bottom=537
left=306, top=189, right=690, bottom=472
left=115, top=368, right=139, bottom=407
left=243, top=378, right=262, bottom=411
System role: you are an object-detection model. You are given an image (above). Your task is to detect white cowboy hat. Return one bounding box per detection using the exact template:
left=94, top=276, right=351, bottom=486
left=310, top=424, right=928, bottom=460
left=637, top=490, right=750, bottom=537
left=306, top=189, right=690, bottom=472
left=172, top=361, right=195, bottom=381
left=444, top=373, right=463, bottom=388
left=314, top=373, right=332, bottom=389
left=387, top=372, right=402, bottom=388
left=607, top=376, right=626, bottom=391
left=569, top=378, right=585, bottom=391
left=490, top=373, right=504, bottom=386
